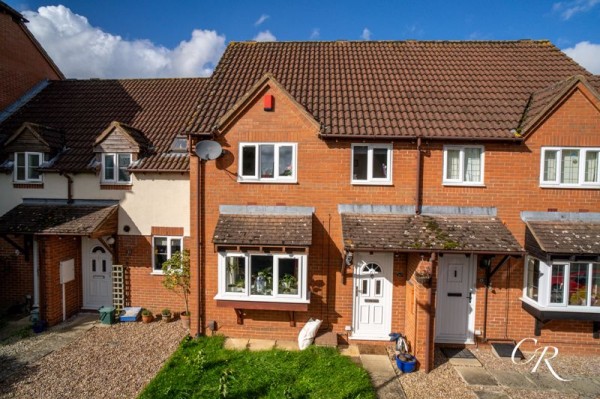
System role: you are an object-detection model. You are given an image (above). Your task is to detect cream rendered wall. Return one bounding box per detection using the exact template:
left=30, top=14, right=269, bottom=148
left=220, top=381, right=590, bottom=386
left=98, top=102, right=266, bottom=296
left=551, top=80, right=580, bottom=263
left=0, top=172, right=190, bottom=236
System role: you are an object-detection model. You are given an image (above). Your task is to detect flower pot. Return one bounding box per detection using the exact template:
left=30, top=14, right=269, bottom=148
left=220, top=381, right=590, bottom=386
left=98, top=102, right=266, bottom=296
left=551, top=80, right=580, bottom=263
left=180, top=312, right=191, bottom=329
left=161, top=314, right=172, bottom=323
left=414, top=275, right=432, bottom=285
left=142, top=314, right=153, bottom=323
left=395, top=355, right=417, bottom=373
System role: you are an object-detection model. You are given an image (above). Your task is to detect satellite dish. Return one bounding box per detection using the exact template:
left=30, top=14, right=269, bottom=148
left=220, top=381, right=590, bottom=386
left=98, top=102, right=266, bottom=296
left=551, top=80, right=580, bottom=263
left=195, top=140, right=223, bottom=160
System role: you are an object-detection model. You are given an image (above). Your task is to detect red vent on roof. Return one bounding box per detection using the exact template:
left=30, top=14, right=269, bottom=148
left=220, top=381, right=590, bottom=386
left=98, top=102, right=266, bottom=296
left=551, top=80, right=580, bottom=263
left=264, top=94, right=274, bottom=111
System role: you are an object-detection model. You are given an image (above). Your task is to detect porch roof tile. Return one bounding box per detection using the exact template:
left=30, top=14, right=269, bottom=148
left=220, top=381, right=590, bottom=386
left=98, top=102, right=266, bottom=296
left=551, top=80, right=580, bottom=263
left=213, top=214, right=312, bottom=247
left=525, top=221, right=600, bottom=255
left=341, top=213, right=523, bottom=254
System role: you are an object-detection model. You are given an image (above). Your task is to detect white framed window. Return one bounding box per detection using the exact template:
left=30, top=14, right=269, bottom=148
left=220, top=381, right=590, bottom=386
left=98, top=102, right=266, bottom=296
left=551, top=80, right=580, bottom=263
left=540, top=147, right=600, bottom=188
left=351, top=143, right=392, bottom=185
left=102, top=153, right=132, bottom=184
left=238, top=143, right=297, bottom=183
left=523, top=256, right=600, bottom=311
left=443, top=145, right=484, bottom=185
left=152, top=236, right=183, bottom=273
left=14, top=152, right=43, bottom=183
left=216, top=252, right=308, bottom=303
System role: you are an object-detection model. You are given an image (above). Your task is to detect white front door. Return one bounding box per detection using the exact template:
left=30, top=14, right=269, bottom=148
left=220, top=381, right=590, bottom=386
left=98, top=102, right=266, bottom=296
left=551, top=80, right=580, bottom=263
left=352, top=252, right=393, bottom=340
left=435, top=254, right=476, bottom=343
left=82, top=238, right=113, bottom=309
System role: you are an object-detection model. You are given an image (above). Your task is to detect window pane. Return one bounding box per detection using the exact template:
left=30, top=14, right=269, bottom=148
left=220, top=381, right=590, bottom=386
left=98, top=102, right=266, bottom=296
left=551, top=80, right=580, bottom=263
left=353, top=146, right=368, bottom=180
left=154, top=237, right=168, bottom=270
left=561, top=150, right=579, bottom=184
left=550, top=264, right=565, bottom=304
left=104, top=155, right=115, bottom=181
left=225, top=256, right=246, bottom=293
left=278, top=258, right=299, bottom=295
left=251, top=255, right=273, bottom=295
left=361, top=279, right=369, bottom=295
left=259, top=145, right=274, bottom=178
left=446, top=149, right=460, bottom=180
left=27, top=153, right=41, bottom=180
left=543, top=150, right=558, bottom=182
left=568, top=263, right=589, bottom=306
left=592, top=265, right=599, bottom=307
left=242, top=146, right=256, bottom=176
left=118, top=154, right=131, bottom=182
left=464, top=148, right=481, bottom=182
left=372, top=148, right=388, bottom=179
left=375, top=280, right=382, bottom=296
left=526, top=258, right=540, bottom=301
left=585, top=151, right=599, bottom=183
left=16, top=153, right=26, bottom=181
left=278, top=146, right=294, bottom=177
left=170, top=238, right=182, bottom=255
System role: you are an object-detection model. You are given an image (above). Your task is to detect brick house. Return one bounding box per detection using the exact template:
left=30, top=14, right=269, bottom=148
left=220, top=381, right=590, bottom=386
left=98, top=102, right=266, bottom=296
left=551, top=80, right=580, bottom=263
left=185, top=41, right=600, bottom=371
left=0, top=78, right=206, bottom=325
left=0, top=1, right=63, bottom=111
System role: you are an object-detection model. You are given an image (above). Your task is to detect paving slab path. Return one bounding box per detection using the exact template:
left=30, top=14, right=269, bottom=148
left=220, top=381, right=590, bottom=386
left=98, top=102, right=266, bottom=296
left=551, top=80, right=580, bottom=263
left=360, top=353, right=407, bottom=399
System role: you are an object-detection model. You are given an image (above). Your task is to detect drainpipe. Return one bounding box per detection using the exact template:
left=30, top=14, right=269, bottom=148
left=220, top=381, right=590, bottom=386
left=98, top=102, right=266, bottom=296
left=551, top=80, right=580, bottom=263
left=33, top=237, right=40, bottom=308
left=415, top=137, right=423, bottom=215
left=60, top=172, right=74, bottom=204
left=195, top=156, right=203, bottom=336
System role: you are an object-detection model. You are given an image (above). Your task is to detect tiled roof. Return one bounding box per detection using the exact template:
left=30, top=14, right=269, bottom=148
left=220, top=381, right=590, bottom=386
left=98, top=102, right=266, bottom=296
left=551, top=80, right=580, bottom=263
left=187, top=41, right=589, bottom=139
left=0, top=78, right=208, bottom=172
left=213, top=214, right=312, bottom=246
left=526, top=221, right=600, bottom=255
left=4, top=122, right=65, bottom=151
left=0, top=203, right=118, bottom=235
left=341, top=213, right=523, bottom=253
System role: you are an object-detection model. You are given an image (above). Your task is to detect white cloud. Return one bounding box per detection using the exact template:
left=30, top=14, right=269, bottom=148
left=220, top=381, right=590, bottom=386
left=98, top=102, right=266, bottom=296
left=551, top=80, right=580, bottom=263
left=361, top=28, right=372, bottom=41
left=310, top=28, right=320, bottom=40
left=553, top=0, right=600, bottom=20
left=22, top=5, right=226, bottom=78
left=254, top=30, right=276, bottom=42
left=254, top=14, right=269, bottom=26
left=563, top=41, right=600, bottom=73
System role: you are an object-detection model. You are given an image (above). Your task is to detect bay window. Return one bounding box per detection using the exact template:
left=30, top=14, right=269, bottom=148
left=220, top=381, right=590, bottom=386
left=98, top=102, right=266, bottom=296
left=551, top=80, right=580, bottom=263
left=217, top=252, right=307, bottom=303
left=238, top=143, right=297, bottom=183
left=351, top=143, right=392, bottom=184
left=540, top=147, right=600, bottom=188
left=443, top=145, right=484, bottom=185
left=14, top=152, right=42, bottom=183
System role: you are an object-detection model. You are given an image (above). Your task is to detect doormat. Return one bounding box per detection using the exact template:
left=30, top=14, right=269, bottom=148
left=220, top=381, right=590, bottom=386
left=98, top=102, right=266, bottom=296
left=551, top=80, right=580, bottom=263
left=491, top=342, right=524, bottom=359
left=440, top=347, right=476, bottom=359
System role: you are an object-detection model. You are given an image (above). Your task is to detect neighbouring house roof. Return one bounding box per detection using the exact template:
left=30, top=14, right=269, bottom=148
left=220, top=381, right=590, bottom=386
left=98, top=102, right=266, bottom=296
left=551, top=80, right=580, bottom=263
left=3, top=122, right=65, bottom=151
left=341, top=213, right=523, bottom=254
left=0, top=78, right=208, bottom=172
left=213, top=214, right=312, bottom=247
left=525, top=221, right=600, bottom=256
left=0, top=202, right=118, bottom=236
left=187, top=40, right=591, bottom=139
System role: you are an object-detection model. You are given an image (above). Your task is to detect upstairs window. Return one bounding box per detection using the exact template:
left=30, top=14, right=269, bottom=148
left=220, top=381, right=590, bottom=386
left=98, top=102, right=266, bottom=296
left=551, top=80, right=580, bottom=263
left=351, top=143, right=392, bottom=184
left=152, top=236, right=183, bottom=273
left=443, top=145, right=484, bottom=185
left=14, top=152, right=42, bottom=183
left=102, top=153, right=132, bottom=184
left=541, top=147, right=600, bottom=188
left=238, top=143, right=297, bottom=183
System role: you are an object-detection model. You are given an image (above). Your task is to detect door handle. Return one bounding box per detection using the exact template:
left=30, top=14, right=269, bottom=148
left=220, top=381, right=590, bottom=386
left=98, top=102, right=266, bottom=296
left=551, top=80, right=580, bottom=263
left=467, top=292, right=472, bottom=303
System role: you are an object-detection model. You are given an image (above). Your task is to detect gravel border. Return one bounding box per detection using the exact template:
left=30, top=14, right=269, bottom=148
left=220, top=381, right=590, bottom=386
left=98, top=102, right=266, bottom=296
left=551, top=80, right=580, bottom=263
left=0, top=320, right=187, bottom=399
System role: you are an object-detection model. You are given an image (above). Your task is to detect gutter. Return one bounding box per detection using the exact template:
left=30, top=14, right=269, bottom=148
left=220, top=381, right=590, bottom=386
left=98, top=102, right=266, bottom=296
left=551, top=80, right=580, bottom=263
left=318, top=133, right=524, bottom=142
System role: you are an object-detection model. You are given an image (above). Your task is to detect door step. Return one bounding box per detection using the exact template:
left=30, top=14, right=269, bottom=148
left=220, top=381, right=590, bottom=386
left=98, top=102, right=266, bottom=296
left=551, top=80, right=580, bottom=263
left=491, top=342, right=524, bottom=359
left=440, top=347, right=481, bottom=366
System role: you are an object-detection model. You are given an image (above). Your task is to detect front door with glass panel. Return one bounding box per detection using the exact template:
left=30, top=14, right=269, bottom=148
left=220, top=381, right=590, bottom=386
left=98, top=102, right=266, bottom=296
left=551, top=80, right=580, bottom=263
left=352, top=252, right=393, bottom=340
left=83, top=238, right=113, bottom=309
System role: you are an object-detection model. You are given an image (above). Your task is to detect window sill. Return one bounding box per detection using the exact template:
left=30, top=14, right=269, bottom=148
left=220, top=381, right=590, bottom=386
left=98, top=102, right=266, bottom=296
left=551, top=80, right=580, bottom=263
left=214, top=296, right=309, bottom=307
left=442, top=182, right=485, bottom=187
left=521, top=298, right=600, bottom=319
left=13, top=183, right=44, bottom=189
left=150, top=271, right=165, bottom=276
left=351, top=181, right=393, bottom=186
left=100, top=184, right=133, bottom=190
left=237, top=179, right=298, bottom=184
left=540, top=184, right=600, bottom=190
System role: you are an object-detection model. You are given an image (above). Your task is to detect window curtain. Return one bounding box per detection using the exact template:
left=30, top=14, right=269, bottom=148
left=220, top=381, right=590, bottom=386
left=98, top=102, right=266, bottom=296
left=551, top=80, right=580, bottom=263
left=585, top=151, right=598, bottom=183
left=464, top=148, right=481, bottom=182
left=561, top=150, right=579, bottom=184
left=446, top=150, right=460, bottom=180
left=543, top=150, right=557, bottom=181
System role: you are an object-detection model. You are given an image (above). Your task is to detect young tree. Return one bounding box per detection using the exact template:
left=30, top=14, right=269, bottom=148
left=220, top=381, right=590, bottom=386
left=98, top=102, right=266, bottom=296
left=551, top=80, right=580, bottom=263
left=162, top=250, right=191, bottom=318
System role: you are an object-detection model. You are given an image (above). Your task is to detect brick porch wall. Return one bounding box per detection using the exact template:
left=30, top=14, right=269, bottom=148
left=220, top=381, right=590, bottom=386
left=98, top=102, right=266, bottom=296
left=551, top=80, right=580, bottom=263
left=0, top=236, right=33, bottom=311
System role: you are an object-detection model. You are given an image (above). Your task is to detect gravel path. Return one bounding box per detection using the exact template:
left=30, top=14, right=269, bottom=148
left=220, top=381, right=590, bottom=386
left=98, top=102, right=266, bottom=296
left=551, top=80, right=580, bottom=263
left=0, top=320, right=187, bottom=399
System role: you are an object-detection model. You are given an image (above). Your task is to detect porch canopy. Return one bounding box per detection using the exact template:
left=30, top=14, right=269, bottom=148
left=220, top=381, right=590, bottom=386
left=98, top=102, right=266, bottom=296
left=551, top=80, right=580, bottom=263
left=340, top=207, right=523, bottom=255
left=213, top=205, right=313, bottom=251
left=0, top=200, right=118, bottom=238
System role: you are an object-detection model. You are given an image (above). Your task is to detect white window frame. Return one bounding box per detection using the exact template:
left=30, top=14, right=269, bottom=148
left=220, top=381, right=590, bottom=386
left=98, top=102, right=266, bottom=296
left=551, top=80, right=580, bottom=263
left=215, top=252, right=309, bottom=304
left=151, top=236, right=183, bottom=274
left=522, top=256, right=600, bottom=313
left=442, top=145, right=485, bottom=186
left=351, top=143, right=393, bottom=185
left=101, top=153, right=132, bottom=184
left=540, top=147, right=600, bottom=188
left=13, top=152, right=43, bottom=183
left=238, top=142, right=297, bottom=183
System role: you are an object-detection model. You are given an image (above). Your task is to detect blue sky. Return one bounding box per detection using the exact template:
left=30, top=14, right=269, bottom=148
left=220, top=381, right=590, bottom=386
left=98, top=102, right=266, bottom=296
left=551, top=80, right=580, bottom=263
left=6, top=0, right=600, bottom=78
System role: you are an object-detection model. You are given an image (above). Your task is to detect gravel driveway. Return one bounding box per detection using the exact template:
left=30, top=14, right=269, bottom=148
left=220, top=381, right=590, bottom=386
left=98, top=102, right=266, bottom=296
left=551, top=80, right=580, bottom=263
left=0, top=319, right=187, bottom=399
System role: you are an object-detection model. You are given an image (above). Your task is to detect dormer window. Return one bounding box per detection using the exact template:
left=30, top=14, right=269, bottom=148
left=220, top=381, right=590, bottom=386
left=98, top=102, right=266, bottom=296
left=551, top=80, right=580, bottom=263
left=102, top=153, right=132, bottom=183
left=14, top=152, right=42, bottom=183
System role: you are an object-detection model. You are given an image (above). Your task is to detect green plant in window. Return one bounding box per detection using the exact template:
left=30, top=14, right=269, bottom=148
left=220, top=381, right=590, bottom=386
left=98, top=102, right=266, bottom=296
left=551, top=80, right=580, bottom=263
left=280, top=273, right=298, bottom=293
left=569, top=288, right=587, bottom=306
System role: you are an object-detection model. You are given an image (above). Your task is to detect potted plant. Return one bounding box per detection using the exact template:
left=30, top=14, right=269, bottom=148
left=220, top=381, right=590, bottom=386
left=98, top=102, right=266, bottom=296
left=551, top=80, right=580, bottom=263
left=162, top=250, right=191, bottom=330
left=414, top=262, right=432, bottom=285
left=280, top=273, right=298, bottom=294
left=161, top=308, right=172, bottom=323
left=141, top=309, right=153, bottom=323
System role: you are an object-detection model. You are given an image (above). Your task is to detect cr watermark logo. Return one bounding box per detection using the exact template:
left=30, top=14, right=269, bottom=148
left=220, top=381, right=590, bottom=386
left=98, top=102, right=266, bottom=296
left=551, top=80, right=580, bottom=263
left=511, top=338, right=571, bottom=382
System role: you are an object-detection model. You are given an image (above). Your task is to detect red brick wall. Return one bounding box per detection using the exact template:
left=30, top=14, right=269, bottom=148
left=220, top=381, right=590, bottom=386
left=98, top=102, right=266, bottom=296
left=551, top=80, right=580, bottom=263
left=38, top=236, right=81, bottom=326
left=0, top=236, right=32, bottom=311
left=0, top=13, right=62, bottom=110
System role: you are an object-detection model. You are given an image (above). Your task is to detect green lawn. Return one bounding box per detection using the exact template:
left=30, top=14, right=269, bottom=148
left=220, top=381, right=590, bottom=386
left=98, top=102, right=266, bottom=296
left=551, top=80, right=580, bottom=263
left=139, top=335, right=376, bottom=399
